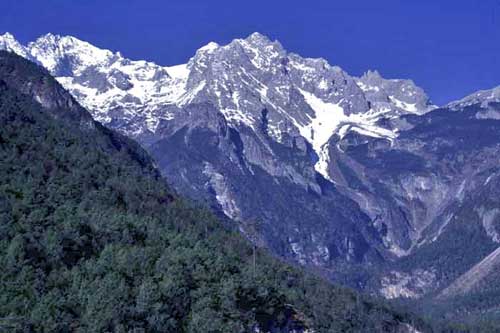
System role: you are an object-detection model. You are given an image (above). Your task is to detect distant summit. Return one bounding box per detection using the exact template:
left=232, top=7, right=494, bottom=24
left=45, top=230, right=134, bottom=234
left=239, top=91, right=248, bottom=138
left=0, top=31, right=435, bottom=180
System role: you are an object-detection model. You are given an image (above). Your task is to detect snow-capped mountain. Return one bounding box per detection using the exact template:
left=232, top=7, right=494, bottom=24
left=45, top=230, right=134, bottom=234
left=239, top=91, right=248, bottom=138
left=0, top=32, right=33, bottom=59
left=0, top=32, right=434, bottom=180
left=3, top=32, right=500, bottom=305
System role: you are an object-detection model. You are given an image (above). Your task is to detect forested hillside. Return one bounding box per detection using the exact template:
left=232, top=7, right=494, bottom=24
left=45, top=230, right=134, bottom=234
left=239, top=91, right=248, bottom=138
left=0, top=51, right=429, bottom=332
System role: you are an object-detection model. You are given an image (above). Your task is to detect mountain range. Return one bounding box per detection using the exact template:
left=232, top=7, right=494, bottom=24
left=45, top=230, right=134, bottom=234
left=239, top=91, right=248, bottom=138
left=0, top=48, right=436, bottom=333
left=2, top=31, right=500, bottom=323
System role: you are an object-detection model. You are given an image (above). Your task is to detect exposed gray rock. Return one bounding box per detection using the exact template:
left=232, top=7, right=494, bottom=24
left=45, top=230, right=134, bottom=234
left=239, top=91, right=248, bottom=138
left=3, top=32, right=500, bottom=305
left=447, top=85, right=500, bottom=110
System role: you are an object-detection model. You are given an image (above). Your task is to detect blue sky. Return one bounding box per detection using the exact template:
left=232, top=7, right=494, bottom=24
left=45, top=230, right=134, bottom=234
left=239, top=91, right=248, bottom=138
left=1, top=0, right=499, bottom=104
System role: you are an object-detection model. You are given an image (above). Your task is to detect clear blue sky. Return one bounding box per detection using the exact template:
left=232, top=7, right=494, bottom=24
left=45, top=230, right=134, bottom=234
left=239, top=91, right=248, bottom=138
left=2, top=0, right=499, bottom=105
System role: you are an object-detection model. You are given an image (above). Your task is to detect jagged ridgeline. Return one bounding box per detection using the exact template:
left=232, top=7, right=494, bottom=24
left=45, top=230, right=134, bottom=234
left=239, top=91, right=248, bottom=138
left=4, top=34, right=500, bottom=326
left=0, top=51, right=428, bottom=332
left=0, top=32, right=438, bottom=274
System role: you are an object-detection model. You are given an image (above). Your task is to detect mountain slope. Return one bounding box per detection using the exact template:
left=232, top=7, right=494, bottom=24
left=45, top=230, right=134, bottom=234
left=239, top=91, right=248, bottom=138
left=0, top=32, right=439, bottom=276
left=439, top=246, right=500, bottom=298
left=447, top=86, right=500, bottom=111
left=2, top=32, right=500, bottom=320
left=0, top=50, right=431, bottom=332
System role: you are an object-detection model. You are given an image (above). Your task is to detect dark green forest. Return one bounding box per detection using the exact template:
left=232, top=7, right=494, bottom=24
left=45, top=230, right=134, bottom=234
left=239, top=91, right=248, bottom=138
left=0, top=51, right=431, bottom=332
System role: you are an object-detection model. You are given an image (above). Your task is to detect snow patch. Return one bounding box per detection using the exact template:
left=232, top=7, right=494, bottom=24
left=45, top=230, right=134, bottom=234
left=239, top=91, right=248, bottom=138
left=357, top=81, right=380, bottom=92
left=166, top=64, right=189, bottom=79
left=297, top=89, right=344, bottom=181
left=297, top=89, right=397, bottom=181
left=389, top=96, right=418, bottom=113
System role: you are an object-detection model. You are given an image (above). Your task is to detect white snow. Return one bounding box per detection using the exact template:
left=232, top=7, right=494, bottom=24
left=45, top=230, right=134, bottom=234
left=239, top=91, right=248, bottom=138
left=297, top=89, right=344, bottom=146
left=318, top=78, right=329, bottom=90
left=4, top=31, right=412, bottom=183
left=28, top=34, right=114, bottom=75
left=289, top=60, right=314, bottom=72
left=166, top=63, right=189, bottom=79
left=350, top=126, right=395, bottom=139
left=0, top=32, right=30, bottom=58
left=20, top=35, right=195, bottom=134
left=198, top=41, right=219, bottom=53
left=237, top=38, right=281, bottom=71
left=178, top=80, right=206, bottom=106
left=15, top=33, right=198, bottom=133
left=219, top=90, right=254, bottom=126
left=297, top=88, right=397, bottom=180
left=337, top=124, right=351, bottom=139
left=237, top=39, right=264, bottom=69
left=389, top=96, right=418, bottom=113
left=315, top=143, right=333, bottom=181
left=296, top=89, right=343, bottom=180
left=357, top=81, right=380, bottom=92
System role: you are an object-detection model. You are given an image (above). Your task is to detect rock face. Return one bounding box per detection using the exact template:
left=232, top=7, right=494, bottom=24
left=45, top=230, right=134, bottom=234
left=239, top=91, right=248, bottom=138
left=0, top=49, right=94, bottom=129
left=0, top=50, right=433, bottom=333
left=3, top=32, right=500, bottom=302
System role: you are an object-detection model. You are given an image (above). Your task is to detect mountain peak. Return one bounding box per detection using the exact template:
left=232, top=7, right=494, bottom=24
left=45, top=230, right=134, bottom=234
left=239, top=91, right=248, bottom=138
left=1, top=31, right=436, bottom=164
left=29, top=32, right=73, bottom=49
left=0, top=32, right=30, bottom=58
left=0, top=32, right=16, bottom=41
left=197, top=41, right=220, bottom=53
left=245, top=32, right=272, bottom=43
left=27, top=33, right=115, bottom=75
left=29, top=33, right=109, bottom=55
left=241, top=32, right=283, bottom=51
left=362, top=69, right=383, bottom=80
left=193, top=33, right=280, bottom=58
left=34, top=32, right=59, bottom=42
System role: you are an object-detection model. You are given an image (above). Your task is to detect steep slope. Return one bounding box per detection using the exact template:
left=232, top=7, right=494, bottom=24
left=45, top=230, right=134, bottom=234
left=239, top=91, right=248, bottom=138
left=0, top=32, right=438, bottom=277
left=387, top=138, right=500, bottom=324
left=0, top=51, right=430, bottom=332
left=439, top=246, right=500, bottom=298
left=2, top=33, right=500, bottom=317
left=18, top=32, right=435, bottom=177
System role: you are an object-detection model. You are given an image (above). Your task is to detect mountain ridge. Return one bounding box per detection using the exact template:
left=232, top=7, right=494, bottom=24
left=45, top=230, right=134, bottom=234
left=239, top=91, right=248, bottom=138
left=0, top=49, right=431, bottom=332
left=3, top=33, right=500, bottom=324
